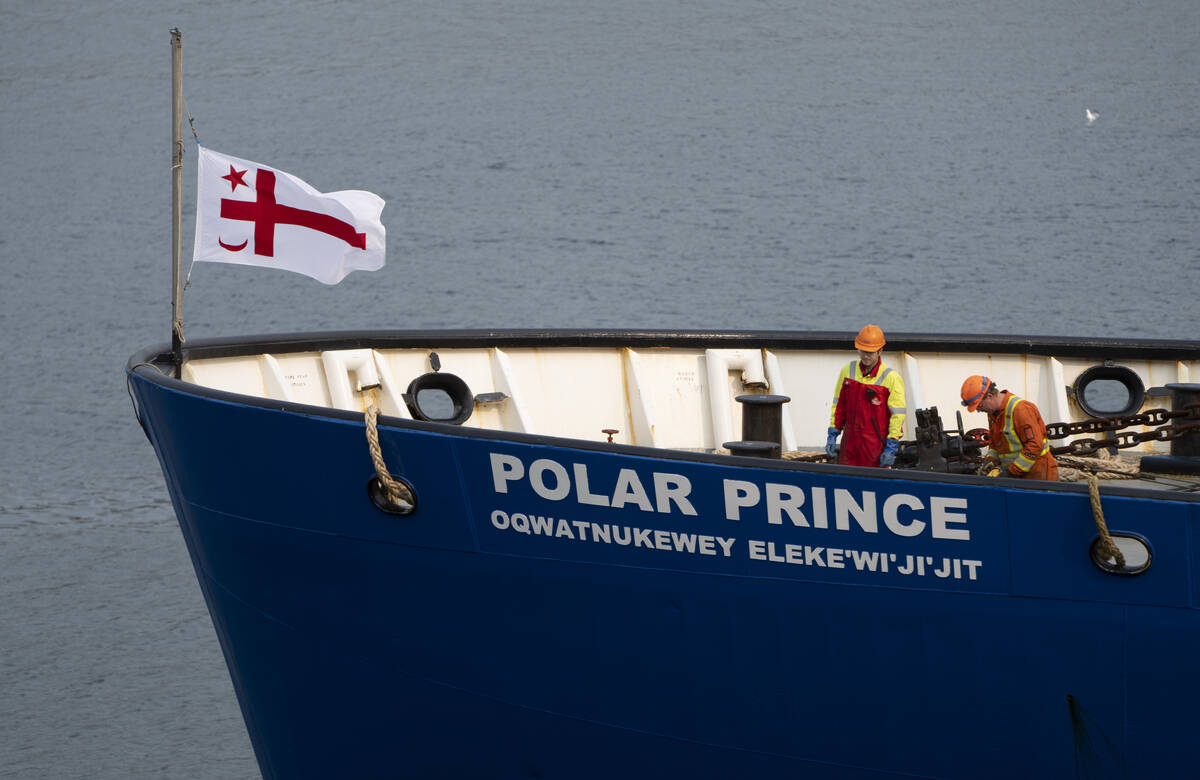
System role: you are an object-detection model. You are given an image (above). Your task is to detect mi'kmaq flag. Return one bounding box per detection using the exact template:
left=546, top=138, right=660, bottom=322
left=192, top=146, right=385, bottom=284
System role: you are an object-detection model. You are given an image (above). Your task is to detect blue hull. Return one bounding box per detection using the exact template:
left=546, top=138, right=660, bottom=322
left=128, top=353, right=1200, bottom=779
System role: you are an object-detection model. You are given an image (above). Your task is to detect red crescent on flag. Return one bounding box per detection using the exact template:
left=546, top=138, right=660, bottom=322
left=218, top=238, right=249, bottom=252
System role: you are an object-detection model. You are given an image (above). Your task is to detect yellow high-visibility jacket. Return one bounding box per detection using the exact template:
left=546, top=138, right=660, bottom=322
left=828, top=360, right=907, bottom=441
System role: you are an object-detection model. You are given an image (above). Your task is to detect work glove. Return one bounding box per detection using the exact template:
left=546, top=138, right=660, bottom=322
left=879, top=439, right=899, bottom=467
left=977, top=457, right=1000, bottom=477
left=825, top=427, right=840, bottom=459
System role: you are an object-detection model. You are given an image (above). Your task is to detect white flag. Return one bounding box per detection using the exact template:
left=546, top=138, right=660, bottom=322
left=192, top=146, right=386, bottom=284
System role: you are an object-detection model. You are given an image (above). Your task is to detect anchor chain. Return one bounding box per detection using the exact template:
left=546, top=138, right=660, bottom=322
left=1050, top=421, right=1200, bottom=457
left=965, top=403, right=1200, bottom=458
left=1045, top=403, right=1200, bottom=440
left=798, top=404, right=1200, bottom=465
left=1045, top=403, right=1200, bottom=457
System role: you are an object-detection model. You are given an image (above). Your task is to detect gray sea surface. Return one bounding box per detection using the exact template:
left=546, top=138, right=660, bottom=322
left=1, top=1, right=1197, bottom=777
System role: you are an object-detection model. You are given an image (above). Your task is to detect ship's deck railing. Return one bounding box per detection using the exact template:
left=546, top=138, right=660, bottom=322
left=180, top=345, right=1197, bottom=457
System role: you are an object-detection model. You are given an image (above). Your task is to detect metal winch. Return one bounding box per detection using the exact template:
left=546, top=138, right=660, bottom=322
left=898, top=406, right=987, bottom=473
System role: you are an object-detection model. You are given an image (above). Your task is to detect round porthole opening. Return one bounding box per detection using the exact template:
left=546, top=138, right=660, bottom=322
left=404, top=372, right=473, bottom=425
left=1073, top=365, right=1145, bottom=419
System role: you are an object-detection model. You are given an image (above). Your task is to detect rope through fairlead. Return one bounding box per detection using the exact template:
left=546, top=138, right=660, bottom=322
left=1085, top=473, right=1125, bottom=568
left=364, top=389, right=413, bottom=511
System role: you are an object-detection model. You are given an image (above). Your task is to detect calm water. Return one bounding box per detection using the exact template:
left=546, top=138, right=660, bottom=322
left=1, top=1, right=1197, bottom=776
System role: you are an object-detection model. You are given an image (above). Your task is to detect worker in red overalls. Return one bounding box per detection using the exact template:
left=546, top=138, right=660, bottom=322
left=826, top=325, right=907, bottom=467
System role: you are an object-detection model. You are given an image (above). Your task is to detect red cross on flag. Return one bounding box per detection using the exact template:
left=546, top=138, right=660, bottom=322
left=192, top=146, right=386, bottom=284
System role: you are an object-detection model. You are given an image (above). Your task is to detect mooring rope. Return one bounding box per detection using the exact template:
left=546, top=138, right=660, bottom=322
left=364, top=389, right=413, bottom=510
left=782, top=450, right=829, bottom=462
left=1057, top=453, right=1140, bottom=481
left=1085, top=473, right=1125, bottom=568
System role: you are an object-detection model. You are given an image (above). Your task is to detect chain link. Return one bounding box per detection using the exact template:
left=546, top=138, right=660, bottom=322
left=1052, top=421, right=1200, bottom=457
left=1041, top=403, right=1200, bottom=456
left=894, top=403, right=1200, bottom=465
left=959, top=403, right=1200, bottom=459
left=1045, top=403, right=1200, bottom=440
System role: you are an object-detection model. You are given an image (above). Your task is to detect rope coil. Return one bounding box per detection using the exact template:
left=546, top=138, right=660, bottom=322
left=1057, top=452, right=1141, bottom=482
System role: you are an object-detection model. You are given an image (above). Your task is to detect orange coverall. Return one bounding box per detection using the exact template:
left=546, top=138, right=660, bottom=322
left=986, top=391, right=1059, bottom=480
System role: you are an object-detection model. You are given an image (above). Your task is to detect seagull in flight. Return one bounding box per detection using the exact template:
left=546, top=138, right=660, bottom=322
left=1085, top=108, right=1099, bottom=125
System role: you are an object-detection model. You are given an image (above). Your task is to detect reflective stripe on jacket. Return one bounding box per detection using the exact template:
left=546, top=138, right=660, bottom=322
left=829, top=360, right=907, bottom=440
left=986, top=392, right=1054, bottom=477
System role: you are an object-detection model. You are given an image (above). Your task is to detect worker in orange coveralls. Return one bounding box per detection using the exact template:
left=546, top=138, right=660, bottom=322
left=826, top=325, right=907, bottom=467
left=961, top=375, right=1059, bottom=481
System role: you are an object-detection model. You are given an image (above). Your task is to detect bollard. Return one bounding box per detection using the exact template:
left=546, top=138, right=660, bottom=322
left=1166, top=383, right=1200, bottom=457
left=1140, top=382, right=1200, bottom=475
left=724, top=440, right=780, bottom=459
left=735, top=394, right=790, bottom=456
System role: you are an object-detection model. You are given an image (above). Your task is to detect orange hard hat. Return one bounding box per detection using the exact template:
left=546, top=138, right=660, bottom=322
left=961, top=375, right=993, bottom=412
left=854, top=324, right=886, bottom=352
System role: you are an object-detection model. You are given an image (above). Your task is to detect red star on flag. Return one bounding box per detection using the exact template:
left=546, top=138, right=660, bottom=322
left=222, top=165, right=248, bottom=191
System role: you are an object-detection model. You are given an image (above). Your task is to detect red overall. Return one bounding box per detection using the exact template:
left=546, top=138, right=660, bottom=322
left=834, top=368, right=893, bottom=467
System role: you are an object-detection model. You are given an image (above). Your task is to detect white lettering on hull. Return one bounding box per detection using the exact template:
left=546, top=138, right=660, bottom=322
left=747, top=540, right=983, bottom=581
left=724, top=479, right=970, bottom=541
left=491, top=453, right=698, bottom=516
left=489, top=453, right=974, bottom=546
left=490, top=509, right=734, bottom=557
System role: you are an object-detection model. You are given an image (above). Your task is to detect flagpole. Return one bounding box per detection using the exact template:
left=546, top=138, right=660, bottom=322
left=170, top=28, right=184, bottom=377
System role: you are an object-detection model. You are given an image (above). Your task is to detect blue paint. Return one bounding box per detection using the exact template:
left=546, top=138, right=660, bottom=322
left=129, top=366, right=1200, bottom=779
